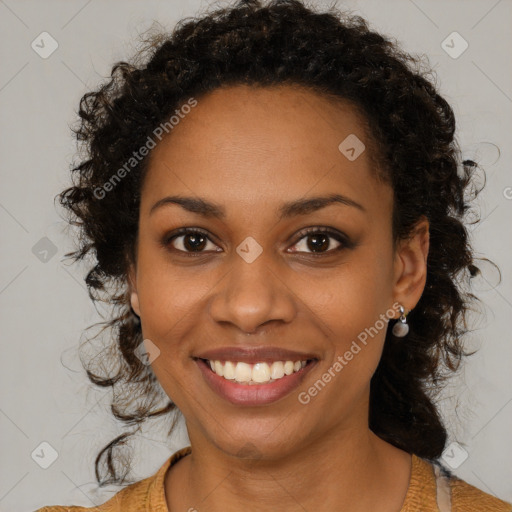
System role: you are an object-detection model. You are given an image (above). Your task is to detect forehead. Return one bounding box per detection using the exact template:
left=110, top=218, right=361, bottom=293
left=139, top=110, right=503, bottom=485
left=142, top=84, right=391, bottom=220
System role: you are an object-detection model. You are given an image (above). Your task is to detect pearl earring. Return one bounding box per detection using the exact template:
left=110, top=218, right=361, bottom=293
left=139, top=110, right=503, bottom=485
left=392, top=305, right=409, bottom=337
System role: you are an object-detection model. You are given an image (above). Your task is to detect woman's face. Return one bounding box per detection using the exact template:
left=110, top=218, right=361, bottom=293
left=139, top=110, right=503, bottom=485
left=130, top=84, right=429, bottom=459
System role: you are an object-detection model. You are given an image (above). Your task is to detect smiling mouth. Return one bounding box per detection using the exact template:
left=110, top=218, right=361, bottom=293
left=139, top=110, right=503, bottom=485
left=195, top=357, right=316, bottom=385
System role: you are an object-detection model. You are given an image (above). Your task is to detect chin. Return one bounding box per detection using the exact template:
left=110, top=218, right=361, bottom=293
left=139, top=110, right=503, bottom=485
left=204, top=419, right=305, bottom=462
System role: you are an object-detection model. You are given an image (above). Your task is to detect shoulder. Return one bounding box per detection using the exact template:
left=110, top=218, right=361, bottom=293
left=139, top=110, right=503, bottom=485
left=449, top=475, right=512, bottom=511
left=33, top=471, right=160, bottom=512
left=33, top=506, right=106, bottom=511
left=406, top=454, right=511, bottom=512
left=429, top=456, right=511, bottom=511
left=32, top=475, right=153, bottom=512
left=33, top=446, right=192, bottom=512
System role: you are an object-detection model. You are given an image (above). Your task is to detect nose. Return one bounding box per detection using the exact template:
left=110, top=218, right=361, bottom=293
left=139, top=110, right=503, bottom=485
left=208, top=251, right=296, bottom=334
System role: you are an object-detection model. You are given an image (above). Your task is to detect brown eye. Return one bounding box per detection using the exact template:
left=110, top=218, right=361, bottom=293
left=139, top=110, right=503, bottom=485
left=166, top=228, right=220, bottom=253
left=305, top=233, right=331, bottom=252
left=289, top=228, right=349, bottom=255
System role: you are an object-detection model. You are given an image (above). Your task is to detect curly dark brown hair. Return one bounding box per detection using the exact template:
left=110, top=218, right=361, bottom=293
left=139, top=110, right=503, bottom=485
left=58, top=0, right=497, bottom=487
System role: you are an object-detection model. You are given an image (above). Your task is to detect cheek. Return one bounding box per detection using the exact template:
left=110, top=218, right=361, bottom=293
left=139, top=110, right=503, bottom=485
left=136, top=232, right=201, bottom=314
left=317, top=251, right=393, bottom=369
left=328, top=301, right=388, bottom=377
left=135, top=263, right=206, bottom=404
left=138, top=273, right=205, bottom=342
left=304, top=275, right=391, bottom=418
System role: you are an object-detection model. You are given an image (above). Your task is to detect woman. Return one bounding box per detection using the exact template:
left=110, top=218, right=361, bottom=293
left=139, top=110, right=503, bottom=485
left=36, top=0, right=511, bottom=510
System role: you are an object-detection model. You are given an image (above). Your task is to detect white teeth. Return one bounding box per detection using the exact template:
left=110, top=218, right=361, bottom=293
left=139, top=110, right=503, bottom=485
left=283, top=361, right=294, bottom=375
left=223, top=361, right=236, bottom=380
left=234, top=362, right=252, bottom=382
left=252, top=363, right=271, bottom=383
left=270, top=361, right=285, bottom=379
left=206, top=359, right=309, bottom=384
left=214, top=360, right=224, bottom=377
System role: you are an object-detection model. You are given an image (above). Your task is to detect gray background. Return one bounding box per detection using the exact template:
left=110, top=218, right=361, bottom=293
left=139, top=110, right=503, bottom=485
left=0, top=0, right=511, bottom=510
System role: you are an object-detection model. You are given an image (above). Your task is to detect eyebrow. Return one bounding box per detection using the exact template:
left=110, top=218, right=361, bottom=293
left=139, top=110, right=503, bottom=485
left=149, top=193, right=366, bottom=219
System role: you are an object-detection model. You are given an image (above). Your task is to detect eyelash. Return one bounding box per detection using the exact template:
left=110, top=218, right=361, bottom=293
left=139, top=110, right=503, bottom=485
left=162, top=227, right=352, bottom=257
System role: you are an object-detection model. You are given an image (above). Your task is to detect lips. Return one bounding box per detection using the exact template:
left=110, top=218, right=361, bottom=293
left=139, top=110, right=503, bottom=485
left=194, top=345, right=319, bottom=365
left=192, top=345, right=319, bottom=406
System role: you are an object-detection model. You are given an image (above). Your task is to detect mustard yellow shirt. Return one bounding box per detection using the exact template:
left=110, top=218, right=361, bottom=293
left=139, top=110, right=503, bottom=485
left=34, top=446, right=511, bottom=511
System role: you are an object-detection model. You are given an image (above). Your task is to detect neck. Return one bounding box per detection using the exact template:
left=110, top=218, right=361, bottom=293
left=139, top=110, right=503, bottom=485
left=165, top=427, right=412, bottom=512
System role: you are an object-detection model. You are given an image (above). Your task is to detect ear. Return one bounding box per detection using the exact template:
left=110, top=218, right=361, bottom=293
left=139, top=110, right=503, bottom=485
left=391, top=216, right=430, bottom=318
left=128, top=263, right=141, bottom=317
